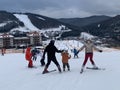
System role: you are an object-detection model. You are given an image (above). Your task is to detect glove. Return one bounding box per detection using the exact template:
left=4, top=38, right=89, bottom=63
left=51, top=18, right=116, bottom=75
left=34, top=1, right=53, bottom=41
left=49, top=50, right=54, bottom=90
left=40, top=58, right=45, bottom=66
left=60, top=50, right=64, bottom=53
left=99, top=50, right=102, bottom=52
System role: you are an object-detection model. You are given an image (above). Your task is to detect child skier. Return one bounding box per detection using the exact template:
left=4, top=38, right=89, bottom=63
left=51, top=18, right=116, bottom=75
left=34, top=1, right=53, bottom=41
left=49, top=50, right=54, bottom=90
left=25, top=45, right=33, bottom=68
left=31, top=48, right=38, bottom=61
left=61, top=50, right=71, bottom=71
left=78, top=39, right=102, bottom=73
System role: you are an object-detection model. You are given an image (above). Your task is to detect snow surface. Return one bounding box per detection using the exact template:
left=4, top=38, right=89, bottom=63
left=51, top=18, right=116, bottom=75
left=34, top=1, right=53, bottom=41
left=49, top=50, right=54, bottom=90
left=0, top=34, right=14, bottom=38
left=98, top=24, right=101, bottom=27
left=0, top=40, right=120, bottom=90
left=41, top=25, right=69, bottom=32
left=0, top=23, right=7, bottom=27
left=37, top=16, right=46, bottom=21
left=0, top=21, right=13, bottom=27
left=10, top=26, right=30, bottom=33
left=14, top=14, right=40, bottom=31
left=40, top=25, right=71, bottom=38
left=80, top=32, right=94, bottom=40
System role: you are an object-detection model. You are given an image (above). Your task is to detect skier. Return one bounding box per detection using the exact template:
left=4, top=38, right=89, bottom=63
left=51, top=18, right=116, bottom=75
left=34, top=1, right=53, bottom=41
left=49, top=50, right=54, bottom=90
left=31, top=48, right=38, bottom=61
left=78, top=39, right=102, bottom=73
left=39, top=48, right=44, bottom=58
left=1, top=47, right=5, bottom=56
left=61, top=50, right=71, bottom=71
left=39, top=48, right=44, bottom=66
left=73, top=48, right=79, bottom=58
left=22, top=46, right=25, bottom=53
left=25, top=45, right=33, bottom=68
left=41, top=40, right=63, bottom=74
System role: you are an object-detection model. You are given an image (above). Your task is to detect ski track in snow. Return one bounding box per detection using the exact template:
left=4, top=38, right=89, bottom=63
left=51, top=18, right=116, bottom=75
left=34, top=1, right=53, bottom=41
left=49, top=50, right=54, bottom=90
left=14, top=14, right=39, bottom=31
left=0, top=40, right=120, bottom=90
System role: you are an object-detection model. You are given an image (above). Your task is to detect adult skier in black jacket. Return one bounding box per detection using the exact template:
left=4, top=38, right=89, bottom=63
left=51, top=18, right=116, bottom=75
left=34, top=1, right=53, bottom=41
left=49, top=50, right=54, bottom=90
left=41, top=40, right=62, bottom=74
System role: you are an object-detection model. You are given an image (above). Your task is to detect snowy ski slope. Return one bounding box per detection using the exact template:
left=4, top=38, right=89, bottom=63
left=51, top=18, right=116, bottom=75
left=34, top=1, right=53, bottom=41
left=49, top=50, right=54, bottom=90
left=0, top=40, right=120, bottom=90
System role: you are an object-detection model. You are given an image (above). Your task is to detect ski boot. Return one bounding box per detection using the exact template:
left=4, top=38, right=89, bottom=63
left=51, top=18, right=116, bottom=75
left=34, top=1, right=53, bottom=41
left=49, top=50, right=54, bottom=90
left=42, top=69, right=49, bottom=74
left=63, top=68, right=65, bottom=71
left=93, top=65, right=99, bottom=69
left=80, top=66, right=84, bottom=74
left=68, top=68, right=70, bottom=71
left=58, top=66, right=62, bottom=73
left=42, top=67, right=49, bottom=74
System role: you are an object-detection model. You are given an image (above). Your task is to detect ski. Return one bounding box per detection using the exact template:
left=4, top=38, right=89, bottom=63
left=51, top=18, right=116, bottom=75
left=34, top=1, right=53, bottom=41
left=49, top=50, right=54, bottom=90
left=42, top=69, right=57, bottom=74
left=86, top=67, right=105, bottom=70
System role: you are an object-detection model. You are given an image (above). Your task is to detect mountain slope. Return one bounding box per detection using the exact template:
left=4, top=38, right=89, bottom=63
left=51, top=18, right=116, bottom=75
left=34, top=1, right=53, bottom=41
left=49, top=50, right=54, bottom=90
left=1, top=11, right=111, bottom=39
left=82, top=15, right=120, bottom=47
left=0, top=11, right=72, bottom=38
left=25, top=13, right=62, bottom=29
left=58, top=15, right=111, bottom=27
left=0, top=11, right=24, bottom=32
left=0, top=11, right=120, bottom=46
left=0, top=11, right=69, bottom=33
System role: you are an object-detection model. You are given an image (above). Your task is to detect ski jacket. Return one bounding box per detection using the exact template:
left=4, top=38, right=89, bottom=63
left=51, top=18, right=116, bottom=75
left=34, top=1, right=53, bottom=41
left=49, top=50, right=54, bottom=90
left=31, top=48, right=39, bottom=56
left=73, top=48, right=78, bottom=54
left=61, top=52, right=71, bottom=63
left=79, top=43, right=100, bottom=53
left=25, top=47, right=32, bottom=60
left=42, top=42, right=62, bottom=60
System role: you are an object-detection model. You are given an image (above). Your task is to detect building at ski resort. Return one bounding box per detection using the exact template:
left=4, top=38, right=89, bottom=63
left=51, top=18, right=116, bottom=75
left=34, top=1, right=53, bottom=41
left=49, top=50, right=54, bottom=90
left=0, top=31, right=42, bottom=48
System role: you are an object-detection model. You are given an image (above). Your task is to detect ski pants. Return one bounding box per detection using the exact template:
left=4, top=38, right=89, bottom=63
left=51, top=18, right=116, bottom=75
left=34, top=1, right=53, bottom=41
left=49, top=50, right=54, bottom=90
left=74, top=54, right=78, bottom=58
left=32, top=55, right=37, bottom=61
left=27, top=59, right=33, bottom=67
left=63, top=63, right=70, bottom=69
left=82, top=53, right=95, bottom=66
left=46, top=57, right=60, bottom=68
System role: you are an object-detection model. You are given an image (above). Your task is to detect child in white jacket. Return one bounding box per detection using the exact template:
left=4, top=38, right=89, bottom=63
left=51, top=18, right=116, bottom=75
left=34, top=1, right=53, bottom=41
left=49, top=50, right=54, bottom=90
left=78, top=39, right=102, bottom=73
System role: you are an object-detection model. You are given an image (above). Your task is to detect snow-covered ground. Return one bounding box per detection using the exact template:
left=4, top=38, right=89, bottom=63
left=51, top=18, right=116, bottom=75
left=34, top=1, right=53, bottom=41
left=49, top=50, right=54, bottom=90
left=0, top=40, right=120, bottom=90
left=80, top=32, right=94, bottom=40
left=14, top=14, right=40, bottom=31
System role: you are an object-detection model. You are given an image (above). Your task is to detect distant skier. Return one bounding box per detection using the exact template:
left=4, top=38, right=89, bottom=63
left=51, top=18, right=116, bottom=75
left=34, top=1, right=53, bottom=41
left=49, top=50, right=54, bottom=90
left=73, top=48, right=79, bottom=58
left=78, top=39, right=102, bottom=73
left=25, top=45, right=33, bottom=68
left=22, top=46, right=25, bottom=53
left=41, top=40, right=63, bottom=74
left=61, top=50, right=71, bottom=71
left=1, top=47, right=6, bottom=56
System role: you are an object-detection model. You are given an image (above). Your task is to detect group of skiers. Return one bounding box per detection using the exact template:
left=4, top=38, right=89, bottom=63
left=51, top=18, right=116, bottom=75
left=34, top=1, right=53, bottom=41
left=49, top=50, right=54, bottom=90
left=25, top=45, right=43, bottom=68
left=25, top=39, right=102, bottom=74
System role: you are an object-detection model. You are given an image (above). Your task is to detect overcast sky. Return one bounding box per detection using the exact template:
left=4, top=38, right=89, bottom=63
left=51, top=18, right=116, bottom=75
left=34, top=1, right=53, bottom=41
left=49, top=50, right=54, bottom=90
left=0, top=0, right=120, bottom=18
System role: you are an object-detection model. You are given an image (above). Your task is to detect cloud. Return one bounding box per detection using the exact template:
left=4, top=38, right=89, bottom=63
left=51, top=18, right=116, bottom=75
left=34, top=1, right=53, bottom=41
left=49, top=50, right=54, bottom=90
left=0, top=0, right=120, bottom=18
left=77, top=0, right=120, bottom=16
left=33, top=7, right=92, bottom=18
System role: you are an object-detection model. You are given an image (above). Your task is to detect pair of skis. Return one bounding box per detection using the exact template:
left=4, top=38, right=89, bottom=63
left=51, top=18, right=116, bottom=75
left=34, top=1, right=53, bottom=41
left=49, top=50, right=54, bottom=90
left=42, top=69, right=57, bottom=74
left=42, top=67, right=105, bottom=74
left=80, top=67, right=105, bottom=74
